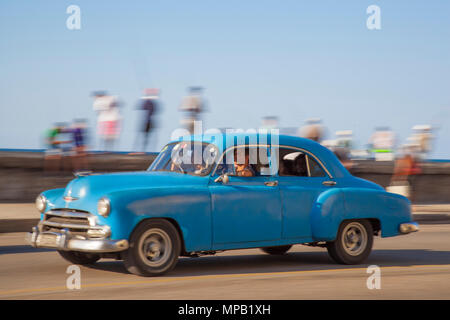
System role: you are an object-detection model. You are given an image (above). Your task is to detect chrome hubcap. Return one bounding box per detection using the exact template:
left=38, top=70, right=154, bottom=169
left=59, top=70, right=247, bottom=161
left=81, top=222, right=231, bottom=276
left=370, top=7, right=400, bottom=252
left=341, top=222, right=367, bottom=256
left=138, top=228, right=172, bottom=267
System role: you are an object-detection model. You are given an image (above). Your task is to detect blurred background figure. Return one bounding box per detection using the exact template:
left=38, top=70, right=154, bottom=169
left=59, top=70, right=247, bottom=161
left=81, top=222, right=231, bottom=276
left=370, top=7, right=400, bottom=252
left=261, top=116, right=279, bottom=131
left=322, top=130, right=354, bottom=169
left=92, top=91, right=122, bottom=152
left=58, top=122, right=75, bottom=172
left=334, top=130, right=354, bottom=169
left=44, top=122, right=71, bottom=173
left=387, top=144, right=422, bottom=201
left=70, top=119, right=89, bottom=171
left=298, top=118, right=325, bottom=143
left=179, top=86, right=205, bottom=134
left=335, top=130, right=353, bottom=150
left=407, top=124, right=434, bottom=160
left=133, top=88, right=160, bottom=154
left=368, top=126, right=395, bottom=161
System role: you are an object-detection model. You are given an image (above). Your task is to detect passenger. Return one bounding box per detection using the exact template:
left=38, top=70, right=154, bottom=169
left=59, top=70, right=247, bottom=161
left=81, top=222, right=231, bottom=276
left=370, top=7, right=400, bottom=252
left=234, top=149, right=255, bottom=177
left=293, top=153, right=308, bottom=176
left=278, top=158, right=290, bottom=176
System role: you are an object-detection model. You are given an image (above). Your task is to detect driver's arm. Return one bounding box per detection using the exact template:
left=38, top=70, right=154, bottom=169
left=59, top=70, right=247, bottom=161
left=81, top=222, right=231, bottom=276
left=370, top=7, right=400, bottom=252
left=236, top=165, right=255, bottom=177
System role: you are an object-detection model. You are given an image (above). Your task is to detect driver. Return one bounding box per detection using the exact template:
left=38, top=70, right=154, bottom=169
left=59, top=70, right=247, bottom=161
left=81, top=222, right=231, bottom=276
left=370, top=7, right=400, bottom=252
left=234, top=148, right=255, bottom=177
left=194, top=162, right=208, bottom=175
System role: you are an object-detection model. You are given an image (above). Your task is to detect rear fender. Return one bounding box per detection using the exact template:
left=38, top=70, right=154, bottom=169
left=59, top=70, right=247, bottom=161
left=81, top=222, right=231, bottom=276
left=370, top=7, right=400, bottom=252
left=342, top=188, right=412, bottom=238
left=310, top=188, right=412, bottom=241
left=310, top=188, right=345, bottom=241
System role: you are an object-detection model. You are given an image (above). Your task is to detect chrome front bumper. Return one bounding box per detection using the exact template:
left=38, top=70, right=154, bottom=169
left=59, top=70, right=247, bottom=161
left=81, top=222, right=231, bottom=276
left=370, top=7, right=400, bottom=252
left=26, top=226, right=129, bottom=253
left=399, top=222, right=420, bottom=234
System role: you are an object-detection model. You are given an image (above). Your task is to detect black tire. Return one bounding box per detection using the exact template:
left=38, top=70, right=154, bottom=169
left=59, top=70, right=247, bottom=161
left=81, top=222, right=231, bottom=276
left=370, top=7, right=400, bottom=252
left=57, top=250, right=101, bottom=265
left=122, top=219, right=181, bottom=276
left=326, top=220, right=373, bottom=265
left=260, top=245, right=292, bottom=255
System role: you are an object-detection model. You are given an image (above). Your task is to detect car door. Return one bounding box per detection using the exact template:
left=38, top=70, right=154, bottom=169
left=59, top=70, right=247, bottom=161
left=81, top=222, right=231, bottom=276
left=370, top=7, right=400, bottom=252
left=208, top=145, right=282, bottom=245
left=275, top=147, right=336, bottom=240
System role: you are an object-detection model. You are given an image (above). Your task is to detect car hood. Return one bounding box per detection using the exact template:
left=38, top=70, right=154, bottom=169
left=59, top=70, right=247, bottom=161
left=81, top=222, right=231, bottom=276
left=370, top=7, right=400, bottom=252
left=62, top=171, right=208, bottom=201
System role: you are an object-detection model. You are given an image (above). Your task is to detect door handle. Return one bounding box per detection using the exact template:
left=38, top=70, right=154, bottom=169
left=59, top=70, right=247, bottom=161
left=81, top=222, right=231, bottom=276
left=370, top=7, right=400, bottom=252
left=265, top=181, right=278, bottom=187
left=322, top=180, right=336, bottom=186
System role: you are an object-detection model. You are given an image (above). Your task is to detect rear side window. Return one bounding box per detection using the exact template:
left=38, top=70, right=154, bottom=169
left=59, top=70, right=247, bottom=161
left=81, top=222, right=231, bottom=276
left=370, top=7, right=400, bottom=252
left=277, top=147, right=327, bottom=178
left=278, top=150, right=308, bottom=177
left=308, top=156, right=326, bottom=177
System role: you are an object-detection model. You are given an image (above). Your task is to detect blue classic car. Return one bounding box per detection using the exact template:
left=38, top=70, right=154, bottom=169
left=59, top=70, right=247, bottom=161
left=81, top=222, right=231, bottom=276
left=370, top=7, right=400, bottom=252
left=27, top=133, right=419, bottom=276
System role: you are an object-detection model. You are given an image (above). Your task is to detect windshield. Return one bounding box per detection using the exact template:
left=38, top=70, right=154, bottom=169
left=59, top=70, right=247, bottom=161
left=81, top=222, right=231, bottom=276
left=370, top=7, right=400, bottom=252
left=148, top=141, right=219, bottom=176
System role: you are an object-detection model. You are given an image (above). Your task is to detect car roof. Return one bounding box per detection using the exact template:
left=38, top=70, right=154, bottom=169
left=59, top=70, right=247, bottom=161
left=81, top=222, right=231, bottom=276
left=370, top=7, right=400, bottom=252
left=173, top=132, right=350, bottom=178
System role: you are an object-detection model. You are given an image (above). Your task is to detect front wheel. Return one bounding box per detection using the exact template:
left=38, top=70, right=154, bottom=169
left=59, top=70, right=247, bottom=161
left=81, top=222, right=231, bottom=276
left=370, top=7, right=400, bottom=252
left=326, top=220, right=373, bottom=265
left=122, top=219, right=181, bottom=276
left=57, top=250, right=100, bottom=265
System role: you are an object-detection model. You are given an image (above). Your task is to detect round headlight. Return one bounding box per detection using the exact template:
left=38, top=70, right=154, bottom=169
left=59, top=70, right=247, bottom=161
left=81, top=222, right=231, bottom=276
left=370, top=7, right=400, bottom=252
left=97, top=197, right=111, bottom=217
left=35, top=195, right=46, bottom=213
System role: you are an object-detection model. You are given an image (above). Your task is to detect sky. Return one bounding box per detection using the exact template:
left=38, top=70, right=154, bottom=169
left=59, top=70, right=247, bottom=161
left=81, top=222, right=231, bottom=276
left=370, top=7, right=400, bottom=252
left=0, top=0, right=449, bottom=157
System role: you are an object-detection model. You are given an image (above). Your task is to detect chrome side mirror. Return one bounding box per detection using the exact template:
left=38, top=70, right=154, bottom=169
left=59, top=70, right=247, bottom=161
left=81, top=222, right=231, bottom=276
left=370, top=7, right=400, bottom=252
left=214, top=174, right=229, bottom=184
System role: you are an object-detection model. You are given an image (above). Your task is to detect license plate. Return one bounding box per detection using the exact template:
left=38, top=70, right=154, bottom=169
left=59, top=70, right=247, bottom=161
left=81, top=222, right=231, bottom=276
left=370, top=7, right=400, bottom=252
left=37, top=234, right=58, bottom=247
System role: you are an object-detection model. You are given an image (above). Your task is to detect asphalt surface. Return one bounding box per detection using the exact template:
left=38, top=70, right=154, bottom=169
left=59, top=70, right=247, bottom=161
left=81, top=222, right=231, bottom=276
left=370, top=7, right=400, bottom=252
left=0, top=224, right=449, bottom=299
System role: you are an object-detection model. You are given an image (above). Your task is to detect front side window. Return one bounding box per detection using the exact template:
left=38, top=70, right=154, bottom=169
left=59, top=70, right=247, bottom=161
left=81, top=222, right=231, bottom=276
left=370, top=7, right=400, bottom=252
left=214, top=146, right=271, bottom=177
left=148, top=141, right=218, bottom=176
left=277, top=148, right=327, bottom=178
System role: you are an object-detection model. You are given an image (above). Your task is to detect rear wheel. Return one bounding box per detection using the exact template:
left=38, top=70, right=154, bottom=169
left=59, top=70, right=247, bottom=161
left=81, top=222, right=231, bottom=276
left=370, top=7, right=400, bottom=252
left=260, top=245, right=292, bottom=255
left=57, top=250, right=100, bottom=265
left=327, top=220, right=373, bottom=265
left=122, top=219, right=181, bottom=276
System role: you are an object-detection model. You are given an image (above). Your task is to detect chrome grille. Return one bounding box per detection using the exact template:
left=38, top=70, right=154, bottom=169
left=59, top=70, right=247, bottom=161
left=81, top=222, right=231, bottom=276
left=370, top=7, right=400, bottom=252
left=42, top=209, right=91, bottom=238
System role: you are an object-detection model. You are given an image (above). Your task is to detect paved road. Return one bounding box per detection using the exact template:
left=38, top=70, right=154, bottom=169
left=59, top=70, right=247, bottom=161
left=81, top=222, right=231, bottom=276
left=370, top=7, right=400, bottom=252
left=0, top=224, right=449, bottom=299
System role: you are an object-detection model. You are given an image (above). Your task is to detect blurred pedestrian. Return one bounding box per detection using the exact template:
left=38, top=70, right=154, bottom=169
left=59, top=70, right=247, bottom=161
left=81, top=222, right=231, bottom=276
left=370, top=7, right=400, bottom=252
left=44, top=122, right=71, bottom=173
left=261, top=116, right=279, bottom=131
left=133, top=88, right=160, bottom=153
left=368, top=126, right=395, bottom=161
left=387, top=145, right=422, bottom=201
left=409, top=125, right=433, bottom=160
left=92, top=91, right=122, bottom=152
left=179, top=86, right=204, bottom=134
left=333, top=130, right=354, bottom=169
left=71, top=119, right=89, bottom=171
left=333, top=148, right=354, bottom=170
left=299, top=118, right=325, bottom=143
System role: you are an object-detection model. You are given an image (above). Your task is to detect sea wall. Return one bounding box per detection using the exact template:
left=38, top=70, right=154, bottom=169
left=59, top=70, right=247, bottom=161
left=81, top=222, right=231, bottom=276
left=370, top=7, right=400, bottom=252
left=0, top=151, right=448, bottom=204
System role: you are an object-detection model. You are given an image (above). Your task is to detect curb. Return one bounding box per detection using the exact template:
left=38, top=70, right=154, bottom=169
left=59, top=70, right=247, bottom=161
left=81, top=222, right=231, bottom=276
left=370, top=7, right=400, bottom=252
left=413, top=213, right=450, bottom=224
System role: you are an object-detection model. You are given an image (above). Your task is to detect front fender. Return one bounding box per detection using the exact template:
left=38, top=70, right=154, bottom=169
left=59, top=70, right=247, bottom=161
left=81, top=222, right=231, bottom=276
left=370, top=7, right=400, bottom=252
left=40, top=188, right=65, bottom=217
left=102, top=186, right=212, bottom=252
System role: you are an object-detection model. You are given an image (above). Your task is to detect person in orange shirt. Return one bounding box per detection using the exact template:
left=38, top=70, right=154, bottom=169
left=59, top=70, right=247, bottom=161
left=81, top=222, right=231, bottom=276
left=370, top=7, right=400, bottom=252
left=391, top=146, right=422, bottom=201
